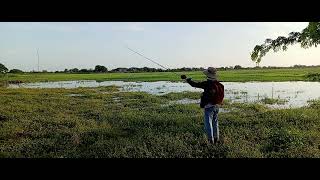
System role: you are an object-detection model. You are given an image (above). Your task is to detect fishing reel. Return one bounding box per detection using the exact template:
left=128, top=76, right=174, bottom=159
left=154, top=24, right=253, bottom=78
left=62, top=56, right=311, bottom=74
left=181, top=75, right=187, bottom=79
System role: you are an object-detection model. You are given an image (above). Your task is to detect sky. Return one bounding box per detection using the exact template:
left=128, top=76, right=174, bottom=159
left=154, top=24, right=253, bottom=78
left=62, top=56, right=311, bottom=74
left=0, top=22, right=319, bottom=71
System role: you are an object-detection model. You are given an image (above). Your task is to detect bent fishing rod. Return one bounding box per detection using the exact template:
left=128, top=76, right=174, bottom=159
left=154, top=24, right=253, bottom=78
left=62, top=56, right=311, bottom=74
left=125, top=46, right=181, bottom=76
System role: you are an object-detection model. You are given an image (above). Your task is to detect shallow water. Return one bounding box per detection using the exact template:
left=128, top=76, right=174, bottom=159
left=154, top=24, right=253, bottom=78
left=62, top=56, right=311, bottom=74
left=65, top=94, right=86, bottom=97
left=8, top=80, right=320, bottom=108
left=170, top=98, right=200, bottom=105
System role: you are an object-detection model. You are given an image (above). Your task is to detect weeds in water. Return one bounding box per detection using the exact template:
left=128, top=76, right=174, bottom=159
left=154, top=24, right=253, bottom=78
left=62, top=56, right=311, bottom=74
left=260, top=97, right=288, bottom=105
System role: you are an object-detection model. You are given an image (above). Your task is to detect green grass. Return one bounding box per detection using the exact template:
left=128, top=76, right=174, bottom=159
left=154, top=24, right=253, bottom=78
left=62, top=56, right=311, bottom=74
left=1, top=86, right=319, bottom=158
left=1, top=67, right=320, bottom=83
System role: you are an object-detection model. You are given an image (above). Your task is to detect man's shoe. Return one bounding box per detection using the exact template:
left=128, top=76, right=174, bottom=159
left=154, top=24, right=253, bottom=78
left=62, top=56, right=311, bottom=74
left=214, top=137, right=220, bottom=144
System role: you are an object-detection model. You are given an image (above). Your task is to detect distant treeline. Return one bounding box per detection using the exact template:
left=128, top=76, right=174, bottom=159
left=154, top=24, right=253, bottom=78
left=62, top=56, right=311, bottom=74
left=52, top=66, right=207, bottom=73
left=2, top=63, right=320, bottom=74
left=46, top=65, right=320, bottom=74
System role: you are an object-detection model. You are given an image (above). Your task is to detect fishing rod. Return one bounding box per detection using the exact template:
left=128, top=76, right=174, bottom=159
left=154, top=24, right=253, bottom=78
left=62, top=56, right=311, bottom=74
left=125, top=46, right=180, bottom=76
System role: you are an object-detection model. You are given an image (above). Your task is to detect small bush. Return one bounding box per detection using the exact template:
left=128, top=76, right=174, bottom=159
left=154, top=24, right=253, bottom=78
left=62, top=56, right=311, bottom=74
left=306, top=73, right=320, bottom=81
left=9, top=69, right=24, bottom=74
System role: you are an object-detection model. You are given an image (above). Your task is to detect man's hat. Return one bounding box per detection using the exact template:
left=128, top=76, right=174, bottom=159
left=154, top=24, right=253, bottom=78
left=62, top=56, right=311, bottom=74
left=203, top=67, right=217, bottom=80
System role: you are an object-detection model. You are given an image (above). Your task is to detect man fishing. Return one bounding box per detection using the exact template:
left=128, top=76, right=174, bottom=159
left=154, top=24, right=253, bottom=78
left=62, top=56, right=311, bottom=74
left=126, top=47, right=224, bottom=144
left=181, top=67, right=224, bottom=144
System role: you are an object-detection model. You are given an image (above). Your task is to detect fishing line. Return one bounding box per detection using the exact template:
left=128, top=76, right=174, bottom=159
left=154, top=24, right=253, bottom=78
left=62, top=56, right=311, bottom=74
left=125, top=45, right=180, bottom=76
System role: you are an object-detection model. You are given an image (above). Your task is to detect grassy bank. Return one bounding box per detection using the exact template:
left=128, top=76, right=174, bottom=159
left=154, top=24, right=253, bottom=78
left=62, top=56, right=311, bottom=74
left=0, top=86, right=319, bottom=158
left=1, top=67, right=320, bottom=83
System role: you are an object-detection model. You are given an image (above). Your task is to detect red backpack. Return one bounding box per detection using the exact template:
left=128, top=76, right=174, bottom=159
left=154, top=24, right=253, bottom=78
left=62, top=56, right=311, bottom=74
left=211, top=81, right=224, bottom=105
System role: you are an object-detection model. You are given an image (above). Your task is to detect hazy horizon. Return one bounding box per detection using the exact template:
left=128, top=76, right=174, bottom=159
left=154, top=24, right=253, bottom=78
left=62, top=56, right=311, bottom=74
left=1, top=22, right=319, bottom=71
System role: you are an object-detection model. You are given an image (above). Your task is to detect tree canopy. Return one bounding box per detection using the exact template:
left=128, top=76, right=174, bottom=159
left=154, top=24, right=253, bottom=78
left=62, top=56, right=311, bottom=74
left=9, top=69, right=24, bottom=74
left=234, top=65, right=242, bottom=69
left=0, top=63, right=8, bottom=74
left=94, top=65, right=108, bottom=73
left=251, top=22, right=320, bottom=65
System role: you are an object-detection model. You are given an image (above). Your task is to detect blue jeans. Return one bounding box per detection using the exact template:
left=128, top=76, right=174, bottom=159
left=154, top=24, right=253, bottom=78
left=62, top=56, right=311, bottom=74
left=204, top=106, right=219, bottom=141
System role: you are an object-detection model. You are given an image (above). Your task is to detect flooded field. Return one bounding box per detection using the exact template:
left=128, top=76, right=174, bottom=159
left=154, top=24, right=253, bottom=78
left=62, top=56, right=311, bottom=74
left=8, top=80, right=320, bottom=108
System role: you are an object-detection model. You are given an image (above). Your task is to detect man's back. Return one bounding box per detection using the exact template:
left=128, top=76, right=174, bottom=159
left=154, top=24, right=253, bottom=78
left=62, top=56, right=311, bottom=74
left=186, top=78, right=224, bottom=108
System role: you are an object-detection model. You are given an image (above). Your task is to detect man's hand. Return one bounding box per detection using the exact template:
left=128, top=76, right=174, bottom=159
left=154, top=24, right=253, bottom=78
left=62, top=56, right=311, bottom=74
left=181, top=75, right=187, bottom=79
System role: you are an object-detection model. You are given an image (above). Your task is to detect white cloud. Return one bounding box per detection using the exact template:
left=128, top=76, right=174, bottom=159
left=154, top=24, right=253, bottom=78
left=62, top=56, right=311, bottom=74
left=112, top=22, right=146, bottom=32
left=1, top=22, right=83, bottom=32
left=249, top=22, right=308, bottom=37
left=126, top=23, right=145, bottom=31
left=7, top=49, right=17, bottom=55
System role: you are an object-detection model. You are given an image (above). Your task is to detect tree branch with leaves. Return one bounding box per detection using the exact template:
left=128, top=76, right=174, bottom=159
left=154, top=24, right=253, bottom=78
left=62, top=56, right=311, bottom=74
left=251, top=22, right=320, bottom=65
